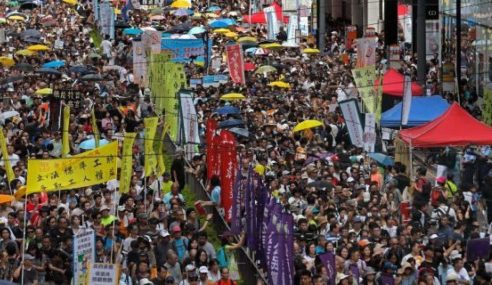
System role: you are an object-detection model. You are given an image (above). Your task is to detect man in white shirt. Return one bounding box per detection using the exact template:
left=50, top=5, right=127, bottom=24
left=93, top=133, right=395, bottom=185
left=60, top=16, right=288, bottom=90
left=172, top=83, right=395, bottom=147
left=447, top=250, right=471, bottom=285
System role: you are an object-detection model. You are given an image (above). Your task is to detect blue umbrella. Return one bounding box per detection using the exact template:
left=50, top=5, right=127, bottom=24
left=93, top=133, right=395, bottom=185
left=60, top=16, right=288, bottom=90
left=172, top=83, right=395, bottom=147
left=79, top=138, right=109, bottom=150
left=173, top=8, right=193, bottom=16
left=208, top=20, right=233, bottom=29
left=42, top=60, right=65, bottom=69
left=218, top=119, right=244, bottom=129
left=123, top=27, right=143, bottom=36
left=215, top=106, right=240, bottom=115
left=188, top=26, right=206, bottom=35
left=228, top=127, right=249, bottom=138
left=368, top=153, right=395, bottom=166
left=245, top=47, right=258, bottom=55
left=206, top=6, right=221, bottom=12
left=35, top=68, right=62, bottom=76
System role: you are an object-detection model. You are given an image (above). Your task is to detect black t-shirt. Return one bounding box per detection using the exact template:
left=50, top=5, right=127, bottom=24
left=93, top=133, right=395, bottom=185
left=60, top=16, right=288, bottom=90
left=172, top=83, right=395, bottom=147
left=394, top=174, right=411, bottom=193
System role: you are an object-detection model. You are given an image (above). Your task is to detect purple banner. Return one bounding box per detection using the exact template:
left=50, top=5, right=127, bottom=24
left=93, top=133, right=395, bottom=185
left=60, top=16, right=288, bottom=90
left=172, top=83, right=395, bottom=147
left=350, top=264, right=360, bottom=285
left=282, top=212, right=294, bottom=285
left=230, top=160, right=243, bottom=235
left=246, top=167, right=257, bottom=250
left=260, top=196, right=273, bottom=269
left=255, top=181, right=268, bottom=253
left=266, top=203, right=281, bottom=283
left=380, top=274, right=395, bottom=285
left=466, top=238, right=490, bottom=261
left=276, top=210, right=285, bottom=285
left=319, top=251, right=336, bottom=285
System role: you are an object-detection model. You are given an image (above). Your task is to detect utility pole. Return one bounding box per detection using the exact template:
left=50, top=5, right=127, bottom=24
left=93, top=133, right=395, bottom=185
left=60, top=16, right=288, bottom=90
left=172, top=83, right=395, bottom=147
left=417, top=0, right=426, bottom=85
left=456, top=0, right=462, bottom=99
left=318, top=0, right=326, bottom=51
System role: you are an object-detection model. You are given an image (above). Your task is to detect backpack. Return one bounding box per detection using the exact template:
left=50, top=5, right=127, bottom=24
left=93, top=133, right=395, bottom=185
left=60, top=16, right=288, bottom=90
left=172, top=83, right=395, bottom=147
left=431, top=187, right=445, bottom=207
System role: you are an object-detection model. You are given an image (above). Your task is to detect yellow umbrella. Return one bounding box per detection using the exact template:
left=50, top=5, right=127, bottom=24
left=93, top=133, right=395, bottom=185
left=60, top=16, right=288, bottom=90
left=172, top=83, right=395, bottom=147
left=269, top=81, right=290, bottom=89
left=35, top=88, right=53, bottom=95
left=170, top=0, right=191, bottom=8
left=205, top=13, right=219, bottom=18
left=62, top=0, right=78, bottom=5
left=7, top=15, right=25, bottom=21
left=303, top=48, right=320, bottom=54
left=0, top=57, right=15, bottom=67
left=293, top=120, right=324, bottom=132
left=14, top=186, right=26, bottom=200
left=192, top=12, right=202, bottom=18
left=27, top=44, right=50, bottom=51
left=214, top=28, right=230, bottom=34
left=237, top=36, right=257, bottom=43
left=225, top=32, right=238, bottom=38
left=16, top=49, right=35, bottom=56
left=221, top=93, right=245, bottom=100
left=0, top=18, right=6, bottom=24
left=0, top=194, right=15, bottom=205
left=260, top=43, right=283, bottom=49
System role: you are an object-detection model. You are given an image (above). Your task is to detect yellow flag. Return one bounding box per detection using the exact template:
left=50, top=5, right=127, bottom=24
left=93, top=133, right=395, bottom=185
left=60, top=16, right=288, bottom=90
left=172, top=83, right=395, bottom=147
left=144, top=117, right=159, bottom=176
left=62, top=106, right=70, bottom=157
left=119, top=132, right=136, bottom=194
left=0, top=127, right=14, bottom=183
left=91, top=109, right=100, bottom=148
left=156, top=123, right=170, bottom=175
left=27, top=142, right=118, bottom=193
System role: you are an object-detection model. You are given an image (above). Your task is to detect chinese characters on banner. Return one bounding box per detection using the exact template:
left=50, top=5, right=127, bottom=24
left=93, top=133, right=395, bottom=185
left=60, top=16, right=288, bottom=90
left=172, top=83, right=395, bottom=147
left=27, top=142, right=118, bottom=194
left=219, top=130, right=237, bottom=222
left=73, top=230, right=95, bottom=285
left=364, top=113, right=376, bottom=153
left=345, top=25, right=357, bottom=50
left=338, top=99, right=364, bottom=148
left=144, top=117, right=159, bottom=176
left=355, top=37, right=377, bottom=67
left=132, top=40, right=147, bottom=86
left=225, top=44, right=245, bottom=85
left=88, top=263, right=120, bottom=285
left=483, top=86, right=492, bottom=126
left=120, top=133, right=136, bottom=194
left=352, top=66, right=381, bottom=119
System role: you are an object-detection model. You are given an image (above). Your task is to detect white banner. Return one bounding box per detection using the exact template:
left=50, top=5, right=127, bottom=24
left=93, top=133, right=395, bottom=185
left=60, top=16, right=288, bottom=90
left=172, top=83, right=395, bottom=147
left=402, top=75, right=412, bottom=126
left=364, top=113, right=376, bottom=152
left=142, top=30, right=162, bottom=54
left=339, top=99, right=364, bottom=147
left=73, top=230, right=95, bottom=285
left=426, top=20, right=440, bottom=60
left=265, top=6, right=279, bottom=40
left=300, top=17, right=309, bottom=36
left=356, top=37, right=378, bottom=67
left=286, top=15, right=298, bottom=44
left=179, top=90, right=200, bottom=145
left=132, top=41, right=147, bottom=87
left=88, top=263, right=120, bottom=285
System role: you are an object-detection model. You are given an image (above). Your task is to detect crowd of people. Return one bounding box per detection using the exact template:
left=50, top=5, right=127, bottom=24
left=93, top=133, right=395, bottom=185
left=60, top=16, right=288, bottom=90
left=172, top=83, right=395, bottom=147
left=0, top=0, right=490, bottom=284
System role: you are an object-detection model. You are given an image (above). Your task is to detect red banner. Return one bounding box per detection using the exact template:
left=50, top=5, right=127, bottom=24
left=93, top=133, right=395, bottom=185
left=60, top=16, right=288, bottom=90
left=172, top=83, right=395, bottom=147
left=211, top=132, right=221, bottom=179
left=346, top=25, right=357, bottom=50
left=206, top=119, right=218, bottom=180
left=225, top=44, right=245, bottom=85
left=219, top=130, right=237, bottom=222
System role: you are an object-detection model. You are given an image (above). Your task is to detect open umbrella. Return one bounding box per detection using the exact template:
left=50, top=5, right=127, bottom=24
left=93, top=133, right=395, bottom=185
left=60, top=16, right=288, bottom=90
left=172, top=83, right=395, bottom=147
left=213, top=28, right=230, bottom=34
left=237, top=36, right=257, bottom=43
left=293, top=120, right=323, bottom=132
left=62, top=0, right=78, bottom=5
left=170, top=0, right=191, bottom=8
left=188, top=26, right=206, bottom=35
left=228, top=127, right=250, bottom=138
left=79, top=138, right=109, bottom=150
left=166, top=22, right=192, bottom=33
left=0, top=111, right=20, bottom=123
left=218, top=119, right=244, bottom=129
left=0, top=57, right=15, bottom=67
left=307, top=180, right=333, bottom=191
left=225, top=32, right=238, bottom=38
left=205, top=13, right=219, bottom=18
left=20, top=29, right=41, bottom=40
left=36, top=68, right=61, bottom=75
left=269, top=81, right=290, bottom=89
left=19, top=0, right=38, bottom=9
left=80, top=74, right=104, bottom=81
left=42, top=60, right=65, bottom=69
left=14, top=186, right=26, bottom=200
left=303, top=48, right=320, bottom=54
left=35, top=88, right=53, bottom=95
left=150, top=15, right=165, bottom=21
left=368, top=153, right=394, bottom=166
left=15, top=49, right=35, bottom=56
left=209, top=19, right=235, bottom=29
left=260, top=42, right=282, bottom=49
left=69, top=65, right=96, bottom=75
left=220, top=93, right=245, bottom=100
left=215, top=105, right=240, bottom=115
left=0, top=195, right=14, bottom=204
left=255, top=65, right=277, bottom=74
left=0, top=75, right=23, bottom=85
left=27, top=44, right=50, bottom=51
left=206, top=6, right=221, bottom=12
left=173, top=8, right=192, bottom=16
left=123, top=27, right=143, bottom=36
left=7, top=15, right=25, bottom=21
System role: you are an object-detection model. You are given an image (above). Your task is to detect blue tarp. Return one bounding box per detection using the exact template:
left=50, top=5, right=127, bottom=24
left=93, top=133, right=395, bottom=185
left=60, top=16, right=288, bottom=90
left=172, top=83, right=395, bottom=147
left=381, top=96, right=450, bottom=128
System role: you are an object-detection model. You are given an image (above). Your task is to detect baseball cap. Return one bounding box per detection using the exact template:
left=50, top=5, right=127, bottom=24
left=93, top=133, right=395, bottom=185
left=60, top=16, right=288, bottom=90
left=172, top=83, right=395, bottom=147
left=160, top=230, right=170, bottom=238
left=185, top=264, right=196, bottom=272
left=139, top=278, right=153, bottom=285
left=117, top=205, right=126, bottom=212
left=199, top=266, right=208, bottom=274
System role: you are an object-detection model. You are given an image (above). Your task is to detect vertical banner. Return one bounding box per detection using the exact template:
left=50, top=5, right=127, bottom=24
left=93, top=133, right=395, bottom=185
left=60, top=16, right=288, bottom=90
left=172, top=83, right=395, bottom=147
left=389, top=45, right=401, bottom=70
left=142, top=29, right=162, bottom=54
left=73, top=230, right=95, bottom=285
left=319, top=251, right=336, bottom=285
left=264, top=6, right=279, bottom=40
left=255, top=182, right=268, bottom=251
left=363, top=113, right=376, bottom=153
left=266, top=204, right=282, bottom=284
left=259, top=196, right=273, bottom=269
left=211, top=134, right=221, bottom=178
left=230, top=163, right=243, bottom=235
left=394, top=137, right=410, bottom=176
left=0, top=128, right=14, bottom=183
left=356, top=37, right=377, bottom=67
left=299, top=17, right=309, bottom=36
left=282, top=212, right=294, bottom=285
left=466, top=238, right=491, bottom=261
left=338, top=99, right=364, bottom=147
left=88, top=263, right=120, bottom=285
left=144, top=117, right=159, bottom=176
left=225, top=44, right=245, bottom=85
left=352, top=66, right=379, bottom=116
left=132, top=41, right=147, bottom=86
left=483, top=85, right=492, bottom=126
left=402, top=75, right=412, bottom=126
left=346, top=25, right=357, bottom=50
left=245, top=167, right=257, bottom=250
left=62, top=105, right=70, bottom=158
left=99, top=1, right=114, bottom=39
left=93, top=0, right=100, bottom=21
left=91, top=109, right=100, bottom=148
left=286, top=15, right=298, bottom=44
left=179, top=90, right=200, bottom=145
left=219, top=131, right=237, bottom=222
left=120, top=133, right=136, bottom=194
left=425, top=20, right=440, bottom=60
left=156, top=123, right=169, bottom=176
left=205, top=119, right=218, bottom=179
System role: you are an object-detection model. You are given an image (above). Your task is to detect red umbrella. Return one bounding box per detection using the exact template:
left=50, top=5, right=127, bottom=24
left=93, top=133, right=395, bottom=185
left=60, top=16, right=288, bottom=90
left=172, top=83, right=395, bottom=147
left=244, top=62, right=256, bottom=71
left=374, top=69, right=424, bottom=97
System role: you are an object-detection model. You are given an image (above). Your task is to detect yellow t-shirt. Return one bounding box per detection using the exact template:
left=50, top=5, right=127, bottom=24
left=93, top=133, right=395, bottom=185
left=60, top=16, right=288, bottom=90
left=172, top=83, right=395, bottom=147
left=161, top=180, right=173, bottom=195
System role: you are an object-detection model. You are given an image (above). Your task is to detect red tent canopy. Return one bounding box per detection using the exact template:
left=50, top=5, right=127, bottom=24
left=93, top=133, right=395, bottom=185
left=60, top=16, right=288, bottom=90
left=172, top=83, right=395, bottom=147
left=399, top=103, right=492, bottom=147
left=375, top=69, right=424, bottom=97
left=243, top=2, right=289, bottom=24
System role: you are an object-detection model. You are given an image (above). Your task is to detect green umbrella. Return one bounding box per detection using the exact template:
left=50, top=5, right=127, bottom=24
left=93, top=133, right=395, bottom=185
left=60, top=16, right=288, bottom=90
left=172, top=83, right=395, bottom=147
left=254, top=65, right=277, bottom=74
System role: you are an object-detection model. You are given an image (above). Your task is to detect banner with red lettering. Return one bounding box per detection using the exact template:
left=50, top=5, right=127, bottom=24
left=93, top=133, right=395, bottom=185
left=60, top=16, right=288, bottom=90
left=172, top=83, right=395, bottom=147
left=226, top=44, right=245, bottom=85
left=206, top=119, right=218, bottom=179
left=219, top=130, right=237, bottom=222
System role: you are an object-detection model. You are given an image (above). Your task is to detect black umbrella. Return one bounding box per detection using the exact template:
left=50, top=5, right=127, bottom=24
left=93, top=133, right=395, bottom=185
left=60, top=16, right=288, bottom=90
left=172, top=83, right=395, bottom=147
left=228, top=127, right=250, bottom=138
left=20, top=0, right=38, bottom=10
left=35, top=68, right=62, bottom=76
left=0, top=75, right=24, bottom=85
left=20, top=29, right=41, bottom=39
left=80, top=74, right=104, bottom=81
left=306, top=180, right=334, bottom=191
left=13, top=63, right=33, bottom=72
left=218, top=119, right=245, bottom=129
left=69, top=65, right=96, bottom=75
left=114, top=20, right=131, bottom=29
left=166, top=22, right=192, bottom=34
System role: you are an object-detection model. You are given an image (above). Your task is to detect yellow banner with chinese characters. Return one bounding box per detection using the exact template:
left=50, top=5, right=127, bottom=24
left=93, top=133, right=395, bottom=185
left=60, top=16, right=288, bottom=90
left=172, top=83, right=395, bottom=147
left=91, top=109, right=100, bottom=148
left=62, top=105, right=70, bottom=157
left=0, top=127, right=14, bottom=183
left=144, top=117, right=159, bottom=176
left=156, top=123, right=170, bottom=176
left=484, top=86, right=492, bottom=126
left=27, top=142, right=118, bottom=193
left=352, top=66, right=382, bottom=121
left=119, top=132, right=136, bottom=194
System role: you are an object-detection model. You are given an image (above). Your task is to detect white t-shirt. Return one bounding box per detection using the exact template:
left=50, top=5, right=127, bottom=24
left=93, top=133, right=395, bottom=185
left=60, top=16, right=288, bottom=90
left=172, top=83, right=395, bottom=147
left=447, top=267, right=470, bottom=282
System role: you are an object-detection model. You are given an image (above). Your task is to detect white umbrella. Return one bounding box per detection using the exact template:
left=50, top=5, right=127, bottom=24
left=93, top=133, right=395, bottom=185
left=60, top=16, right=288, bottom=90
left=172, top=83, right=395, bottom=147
left=0, top=111, right=19, bottom=124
